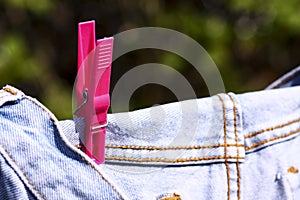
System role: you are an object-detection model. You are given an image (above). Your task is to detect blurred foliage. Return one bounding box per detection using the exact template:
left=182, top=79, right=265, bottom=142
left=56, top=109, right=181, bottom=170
left=0, top=0, right=300, bottom=118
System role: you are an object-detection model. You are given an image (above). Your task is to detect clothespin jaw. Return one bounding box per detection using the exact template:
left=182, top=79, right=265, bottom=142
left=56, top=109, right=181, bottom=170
left=76, top=20, right=113, bottom=164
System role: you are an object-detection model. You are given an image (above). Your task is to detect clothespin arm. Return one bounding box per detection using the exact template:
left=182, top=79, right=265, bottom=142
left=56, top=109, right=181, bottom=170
left=76, top=20, right=113, bottom=164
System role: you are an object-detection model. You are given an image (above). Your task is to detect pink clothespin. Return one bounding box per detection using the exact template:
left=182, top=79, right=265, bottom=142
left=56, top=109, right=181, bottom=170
left=75, top=20, right=113, bottom=164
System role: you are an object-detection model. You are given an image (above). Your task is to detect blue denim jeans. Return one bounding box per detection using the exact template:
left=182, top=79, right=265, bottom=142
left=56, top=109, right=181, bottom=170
left=0, top=66, right=300, bottom=199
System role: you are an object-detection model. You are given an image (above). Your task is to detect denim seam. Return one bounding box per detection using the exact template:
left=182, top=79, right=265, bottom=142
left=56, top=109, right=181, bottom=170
left=105, top=155, right=245, bottom=163
left=217, top=94, right=230, bottom=200
left=244, top=118, right=300, bottom=138
left=105, top=143, right=244, bottom=150
left=0, top=144, right=46, bottom=200
left=245, top=128, right=300, bottom=151
left=228, top=94, right=241, bottom=200
left=24, top=96, right=126, bottom=200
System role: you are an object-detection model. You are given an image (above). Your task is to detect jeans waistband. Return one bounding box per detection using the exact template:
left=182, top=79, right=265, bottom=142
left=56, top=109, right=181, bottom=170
left=103, top=93, right=244, bottom=166
left=61, top=86, right=300, bottom=166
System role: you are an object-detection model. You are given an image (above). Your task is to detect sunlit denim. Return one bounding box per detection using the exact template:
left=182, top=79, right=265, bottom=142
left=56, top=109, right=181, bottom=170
left=0, top=66, right=300, bottom=199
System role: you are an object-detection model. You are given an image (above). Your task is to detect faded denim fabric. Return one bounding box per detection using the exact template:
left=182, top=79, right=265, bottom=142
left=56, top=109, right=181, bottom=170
left=0, top=66, right=299, bottom=199
left=0, top=87, right=123, bottom=200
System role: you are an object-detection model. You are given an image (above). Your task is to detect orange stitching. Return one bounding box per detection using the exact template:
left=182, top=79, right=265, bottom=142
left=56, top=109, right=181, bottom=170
left=24, top=96, right=125, bottom=200
left=245, top=118, right=300, bottom=138
left=105, top=143, right=244, bottom=150
left=245, top=128, right=300, bottom=151
left=106, top=155, right=245, bottom=163
left=3, top=87, right=17, bottom=95
left=0, top=144, right=46, bottom=200
left=228, top=94, right=241, bottom=200
left=217, top=94, right=230, bottom=200
left=287, top=166, right=298, bottom=174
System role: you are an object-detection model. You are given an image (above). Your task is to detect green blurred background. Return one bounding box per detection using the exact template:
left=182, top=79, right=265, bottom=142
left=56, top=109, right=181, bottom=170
left=0, top=0, right=300, bottom=119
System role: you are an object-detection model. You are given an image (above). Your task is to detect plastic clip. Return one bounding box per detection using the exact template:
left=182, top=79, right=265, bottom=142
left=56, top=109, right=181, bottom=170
left=75, top=20, right=113, bottom=164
